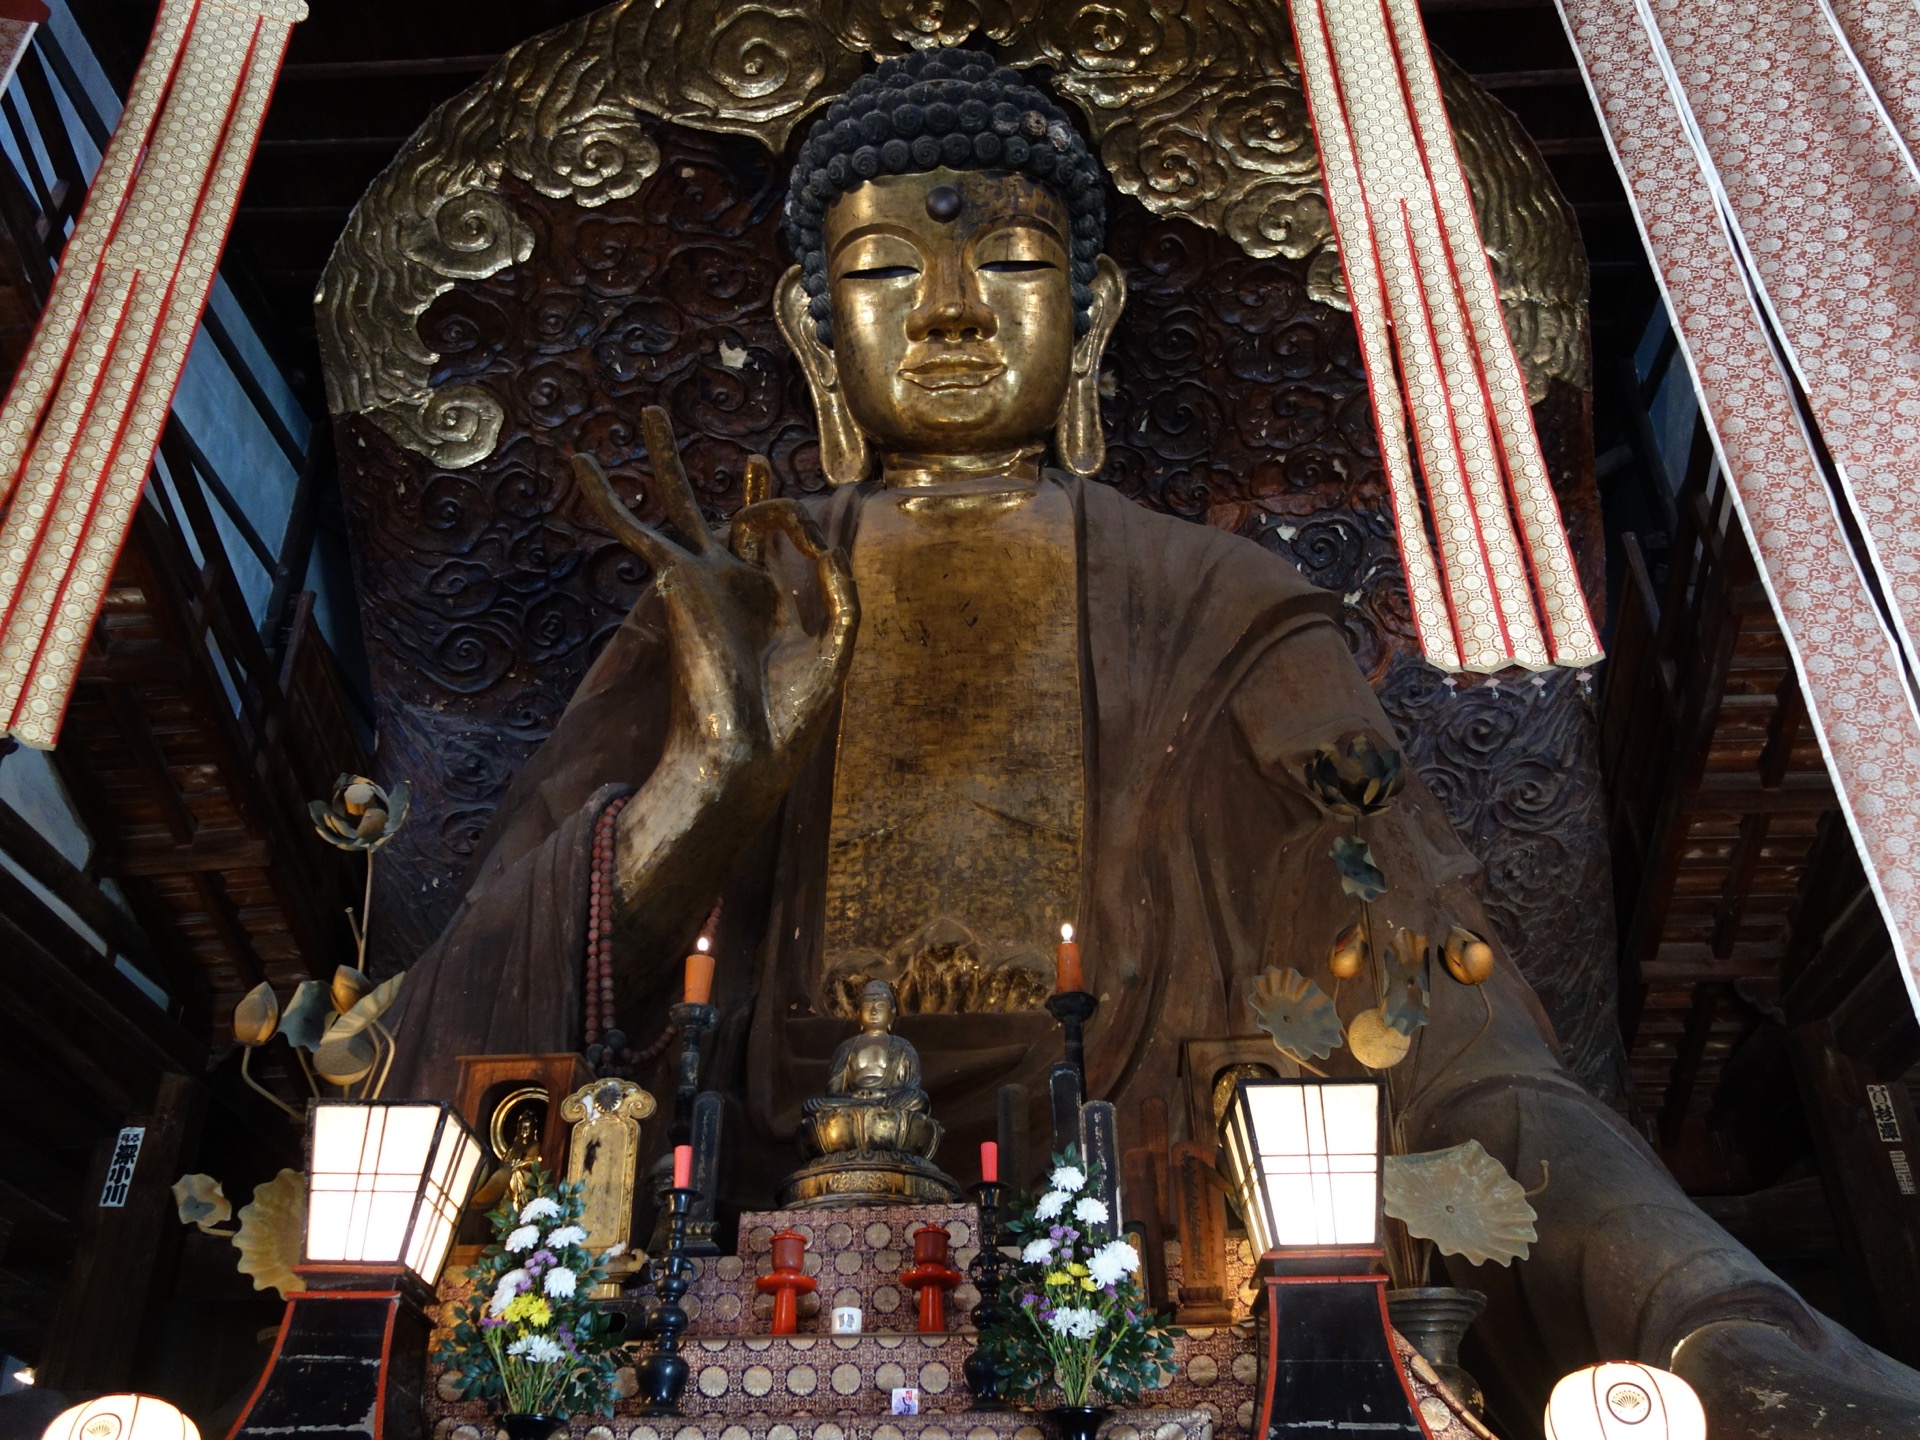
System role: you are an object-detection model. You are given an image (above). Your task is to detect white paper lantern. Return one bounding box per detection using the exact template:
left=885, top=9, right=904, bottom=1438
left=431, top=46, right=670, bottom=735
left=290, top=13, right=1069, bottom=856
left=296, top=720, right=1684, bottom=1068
left=42, top=1395, right=200, bottom=1440
left=1545, top=1362, right=1707, bottom=1440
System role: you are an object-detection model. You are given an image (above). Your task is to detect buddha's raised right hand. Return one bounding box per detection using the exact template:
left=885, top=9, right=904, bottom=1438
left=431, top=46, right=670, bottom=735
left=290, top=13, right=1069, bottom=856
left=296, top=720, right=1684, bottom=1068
left=569, top=406, right=858, bottom=971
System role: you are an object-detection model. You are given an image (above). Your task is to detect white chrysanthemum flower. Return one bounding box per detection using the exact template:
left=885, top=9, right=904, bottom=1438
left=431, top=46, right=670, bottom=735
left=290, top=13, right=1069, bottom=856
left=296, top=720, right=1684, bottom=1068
left=1034, top=1190, right=1068, bottom=1221
left=523, top=1334, right=565, bottom=1364
left=543, top=1266, right=578, bottom=1298
left=489, top=1268, right=529, bottom=1317
left=1021, top=1238, right=1056, bottom=1264
left=1047, top=1305, right=1103, bottom=1340
left=506, top=1335, right=533, bottom=1357
left=504, top=1224, right=541, bottom=1253
left=1073, top=1196, right=1109, bottom=1225
left=1049, top=1164, right=1087, bottom=1192
left=1088, top=1238, right=1140, bottom=1287
left=519, top=1196, right=562, bottom=1223
left=546, top=1224, right=587, bottom=1248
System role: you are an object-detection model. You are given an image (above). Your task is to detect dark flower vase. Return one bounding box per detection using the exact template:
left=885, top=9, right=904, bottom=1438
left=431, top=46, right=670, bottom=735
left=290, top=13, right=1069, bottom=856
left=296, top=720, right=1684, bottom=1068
left=498, top=1415, right=564, bottom=1440
left=1386, top=1286, right=1488, bottom=1416
left=1046, top=1406, right=1110, bottom=1440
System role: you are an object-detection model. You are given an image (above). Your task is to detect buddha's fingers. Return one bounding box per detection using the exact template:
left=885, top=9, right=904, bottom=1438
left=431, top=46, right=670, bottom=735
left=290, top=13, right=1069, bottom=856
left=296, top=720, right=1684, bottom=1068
left=570, top=454, right=679, bottom=574
left=736, top=501, right=858, bottom=747
left=639, top=405, right=715, bottom=554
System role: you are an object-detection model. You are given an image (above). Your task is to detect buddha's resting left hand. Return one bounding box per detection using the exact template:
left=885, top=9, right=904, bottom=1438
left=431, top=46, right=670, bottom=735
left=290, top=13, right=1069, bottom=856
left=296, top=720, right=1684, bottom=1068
left=569, top=406, right=858, bottom=973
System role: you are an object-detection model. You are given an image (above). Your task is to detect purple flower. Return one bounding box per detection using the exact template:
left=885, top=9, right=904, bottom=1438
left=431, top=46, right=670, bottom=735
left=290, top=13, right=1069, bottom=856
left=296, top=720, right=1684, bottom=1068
left=528, top=1248, right=557, bottom=1272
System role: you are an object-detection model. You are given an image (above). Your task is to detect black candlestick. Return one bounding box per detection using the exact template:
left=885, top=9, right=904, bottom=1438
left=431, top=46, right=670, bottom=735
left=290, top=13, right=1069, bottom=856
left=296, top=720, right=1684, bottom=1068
left=1045, top=990, right=1098, bottom=1079
left=636, top=1185, right=697, bottom=1414
left=667, top=1001, right=718, bottom=1145
left=964, top=1180, right=1010, bottom=1410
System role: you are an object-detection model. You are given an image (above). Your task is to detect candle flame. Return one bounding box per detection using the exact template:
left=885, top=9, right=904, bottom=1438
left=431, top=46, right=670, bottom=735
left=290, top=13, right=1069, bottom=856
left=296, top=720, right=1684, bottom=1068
left=696, top=935, right=710, bottom=953
left=1060, top=923, right=1074, bottom=943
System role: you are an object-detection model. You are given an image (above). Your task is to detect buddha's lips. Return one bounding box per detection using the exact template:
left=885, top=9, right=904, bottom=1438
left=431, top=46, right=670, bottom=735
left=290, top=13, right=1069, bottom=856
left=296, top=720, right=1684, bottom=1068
left=901, top=356, right=1004, bottom=390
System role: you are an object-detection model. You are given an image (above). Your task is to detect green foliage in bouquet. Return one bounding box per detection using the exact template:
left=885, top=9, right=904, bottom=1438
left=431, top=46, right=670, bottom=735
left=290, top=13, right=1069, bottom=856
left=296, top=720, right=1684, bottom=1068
left=978, top=1147, right=1179, bottom=1407
left=435, top=1166, right=626, bottom=1417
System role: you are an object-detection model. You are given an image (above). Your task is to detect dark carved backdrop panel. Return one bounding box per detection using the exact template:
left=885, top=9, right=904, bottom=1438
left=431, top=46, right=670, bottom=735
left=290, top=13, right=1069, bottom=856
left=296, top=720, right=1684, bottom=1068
left=335, top=111, right=1620, bottom=1096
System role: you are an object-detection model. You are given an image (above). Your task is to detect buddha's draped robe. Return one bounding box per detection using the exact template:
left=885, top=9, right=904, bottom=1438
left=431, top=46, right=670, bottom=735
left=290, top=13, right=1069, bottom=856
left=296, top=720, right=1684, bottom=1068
left=387, top=474, right=1911, bottom=1414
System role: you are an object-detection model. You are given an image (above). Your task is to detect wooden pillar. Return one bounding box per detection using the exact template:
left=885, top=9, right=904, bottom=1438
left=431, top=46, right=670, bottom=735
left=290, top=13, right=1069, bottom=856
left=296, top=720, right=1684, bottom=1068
left=1790, top=1019, right=1920, bottom=1364
left=37, top=1072, right=205, bottom=1390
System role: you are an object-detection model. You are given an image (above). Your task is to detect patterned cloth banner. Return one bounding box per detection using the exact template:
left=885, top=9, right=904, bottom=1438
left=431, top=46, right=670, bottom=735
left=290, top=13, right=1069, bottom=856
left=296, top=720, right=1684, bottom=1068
left=0, top=0, right=306, bottom=748
left=1284, top=0, right=1604, bottom=673
left=1555, top=0, right=1920, bottom=1021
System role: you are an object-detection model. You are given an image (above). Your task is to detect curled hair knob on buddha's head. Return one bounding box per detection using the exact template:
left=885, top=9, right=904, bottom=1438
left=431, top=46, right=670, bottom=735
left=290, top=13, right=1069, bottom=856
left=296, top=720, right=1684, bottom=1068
left=782, top=46, right=1109, bottom=343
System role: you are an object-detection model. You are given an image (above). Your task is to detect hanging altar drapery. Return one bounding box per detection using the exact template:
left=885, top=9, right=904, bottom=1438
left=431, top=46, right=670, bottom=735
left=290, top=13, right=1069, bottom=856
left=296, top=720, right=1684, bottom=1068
left=1554, top=0, right=1920, bottom=1023
left=1282, top=0, right=1604, bottom=673
left=0, top=0, right=306, bottom=748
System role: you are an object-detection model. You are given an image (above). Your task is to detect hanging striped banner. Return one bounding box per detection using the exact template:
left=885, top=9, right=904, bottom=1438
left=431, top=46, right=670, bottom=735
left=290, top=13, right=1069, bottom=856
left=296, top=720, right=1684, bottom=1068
left=1285, top=0, right=1603, bottom=673
left=0, top=0, right=307, bottom=749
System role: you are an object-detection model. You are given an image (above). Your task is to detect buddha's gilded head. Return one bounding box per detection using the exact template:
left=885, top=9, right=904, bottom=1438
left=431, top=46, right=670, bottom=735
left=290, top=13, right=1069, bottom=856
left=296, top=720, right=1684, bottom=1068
left=857, top=978, right=899, bottom=1033
left=775, top=49, right=1125, bottom=484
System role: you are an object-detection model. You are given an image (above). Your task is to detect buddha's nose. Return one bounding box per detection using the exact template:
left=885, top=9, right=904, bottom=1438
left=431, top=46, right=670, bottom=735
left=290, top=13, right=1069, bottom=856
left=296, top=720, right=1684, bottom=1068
left=908, top=260, right=996, bottom=344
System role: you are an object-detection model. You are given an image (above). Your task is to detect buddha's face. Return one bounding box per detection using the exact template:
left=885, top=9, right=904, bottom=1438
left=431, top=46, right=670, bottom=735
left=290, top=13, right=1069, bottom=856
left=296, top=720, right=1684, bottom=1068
left=823, top=168, right=1076, bottom=455
left=859, top=989, right=897, bottom=1031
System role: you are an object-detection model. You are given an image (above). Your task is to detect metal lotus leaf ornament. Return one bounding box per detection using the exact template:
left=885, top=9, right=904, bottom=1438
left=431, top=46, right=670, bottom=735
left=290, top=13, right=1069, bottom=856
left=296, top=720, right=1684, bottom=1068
left=234, top=1168, right=308, bottom=1298
left=232, top=982, right=279, bottom=1047
left=1305, top=731, right=1408, bottom=816
left=1250, top=967, right=1345, bottom=1061
left=1331, top=834, right=1388, bottom=902
left=171, top=1173, right=232, bottom=1232
left=310, top=774, right=411, bottom=853
left=1384, top=1140, right=1537, bottom=1267
left=1381, top=928, right=1431, bottom=1036
left=1346, top=1006, right=1411, bottom=1069
left=278, top=979, right=332, bottom=1051
left=314, top=1029, right=377, bottom=1086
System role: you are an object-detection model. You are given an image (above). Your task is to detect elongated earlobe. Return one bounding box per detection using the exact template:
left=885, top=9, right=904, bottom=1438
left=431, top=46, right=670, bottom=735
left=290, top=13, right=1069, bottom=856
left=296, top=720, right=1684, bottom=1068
left=1054, top=255, right=1126, bottom=477
left=775, top=266, right=871, bottom=486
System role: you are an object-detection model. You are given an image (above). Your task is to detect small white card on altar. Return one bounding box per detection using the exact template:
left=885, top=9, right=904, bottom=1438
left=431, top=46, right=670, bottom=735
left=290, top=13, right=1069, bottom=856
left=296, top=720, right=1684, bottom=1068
left=891, top=1389, right=920, bottom=1415
left=832, top=1305, right=862, bottom=1334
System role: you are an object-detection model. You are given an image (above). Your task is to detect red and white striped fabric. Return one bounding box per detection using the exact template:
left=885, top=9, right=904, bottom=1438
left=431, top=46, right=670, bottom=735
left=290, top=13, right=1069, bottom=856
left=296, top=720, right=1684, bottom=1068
left=0, top=0, right=306, bottom=748
left=1556, top=0, right=1920, bottom=1021
left=1285, top=0, right=1605, bottom=674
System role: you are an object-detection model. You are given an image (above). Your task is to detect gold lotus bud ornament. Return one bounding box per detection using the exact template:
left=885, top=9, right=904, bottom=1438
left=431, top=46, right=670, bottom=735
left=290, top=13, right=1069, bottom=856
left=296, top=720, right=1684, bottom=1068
left=1443, top=925, right=1495, bottom=986
left=1328, top=922, right=1368, bottom=980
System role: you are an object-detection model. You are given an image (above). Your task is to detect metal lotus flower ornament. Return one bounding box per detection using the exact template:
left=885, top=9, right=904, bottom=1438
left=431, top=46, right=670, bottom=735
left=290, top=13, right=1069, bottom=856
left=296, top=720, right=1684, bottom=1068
left=1305, top=730, right=1407, bottom=816
left=1250, top=966, right=1345, bottom=1062
left=1380, top=928, right=1431, bottom=1036
left=1384, top=1140, right=1537, bottom=1267
left=310, top=774, right=410, bottom=853
left=1331, top=835, right=1388, bottom=903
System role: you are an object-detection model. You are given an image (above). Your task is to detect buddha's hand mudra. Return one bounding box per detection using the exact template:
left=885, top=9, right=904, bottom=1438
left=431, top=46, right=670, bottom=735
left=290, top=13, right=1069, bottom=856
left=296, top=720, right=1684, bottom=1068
left=569, top=406, right=858, bottom=958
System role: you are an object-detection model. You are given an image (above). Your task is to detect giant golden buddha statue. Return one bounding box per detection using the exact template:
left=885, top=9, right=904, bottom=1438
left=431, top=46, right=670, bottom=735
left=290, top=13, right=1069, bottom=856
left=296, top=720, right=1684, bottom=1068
left=376, top=44, right=1920, bottom=1439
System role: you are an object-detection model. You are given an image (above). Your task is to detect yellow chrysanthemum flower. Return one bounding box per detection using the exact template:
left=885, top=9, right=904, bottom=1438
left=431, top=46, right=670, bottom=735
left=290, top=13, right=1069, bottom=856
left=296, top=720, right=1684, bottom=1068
left=502, top=1294, right=552, bottom=1327
left=1046, top=1271, right=1073, bottom=1287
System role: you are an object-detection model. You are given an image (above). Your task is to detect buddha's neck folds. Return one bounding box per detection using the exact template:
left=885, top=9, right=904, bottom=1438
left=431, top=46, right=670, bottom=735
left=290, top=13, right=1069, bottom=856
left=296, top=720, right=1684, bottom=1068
left=879, top=445, right=1044, bottom=489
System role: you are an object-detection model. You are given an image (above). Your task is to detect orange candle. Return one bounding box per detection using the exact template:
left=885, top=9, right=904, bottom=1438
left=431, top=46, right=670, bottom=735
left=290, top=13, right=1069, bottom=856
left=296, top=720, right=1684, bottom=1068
left=684, top=935, right=714, bottom=1005
left=980, top=1141, right=998, bottom=1183
left=1055, top=923, right=1083, bottom=993
left=673, top=1144, right=692, bottom=1189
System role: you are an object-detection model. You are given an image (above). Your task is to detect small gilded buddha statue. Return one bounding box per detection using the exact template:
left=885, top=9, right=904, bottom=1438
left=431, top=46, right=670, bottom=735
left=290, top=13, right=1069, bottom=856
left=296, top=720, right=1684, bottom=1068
left=784, top=980, right=962, bottom=1209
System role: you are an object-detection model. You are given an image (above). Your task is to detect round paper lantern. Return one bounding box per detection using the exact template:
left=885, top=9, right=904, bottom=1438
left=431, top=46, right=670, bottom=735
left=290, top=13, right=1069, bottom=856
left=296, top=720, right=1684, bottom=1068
left=41, top=1395, right=200, bottom=1440
left=1545, top=1363, right=1706, bottom=1440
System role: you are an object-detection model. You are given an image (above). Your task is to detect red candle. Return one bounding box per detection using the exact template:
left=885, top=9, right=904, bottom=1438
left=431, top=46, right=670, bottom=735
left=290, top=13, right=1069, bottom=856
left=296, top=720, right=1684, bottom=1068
left=1055, top=923, right=1083, bottom=994
left=684, top=936, right=714, bottom=1005
left=673, top=1144, right=692, bottom=1189
left=980, top=1141, right=998, bottom=1183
